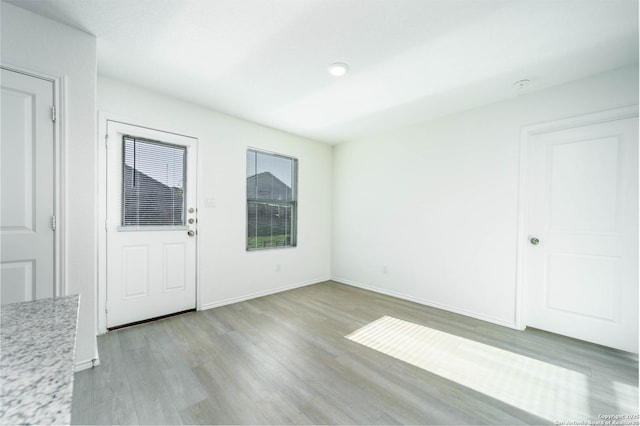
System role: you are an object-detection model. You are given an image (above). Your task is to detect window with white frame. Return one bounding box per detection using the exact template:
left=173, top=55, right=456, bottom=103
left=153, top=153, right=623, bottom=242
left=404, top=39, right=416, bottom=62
left=246, top=149, right=298, bottom=250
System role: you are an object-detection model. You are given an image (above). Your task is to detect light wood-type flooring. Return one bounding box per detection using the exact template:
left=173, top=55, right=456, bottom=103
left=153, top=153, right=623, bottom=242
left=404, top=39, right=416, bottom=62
left=71, top=281, right=639, bottom=425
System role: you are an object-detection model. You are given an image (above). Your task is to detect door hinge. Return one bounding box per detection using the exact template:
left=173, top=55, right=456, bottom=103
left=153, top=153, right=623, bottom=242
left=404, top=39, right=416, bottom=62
left=50, top=106, right=56, bottom=123
left=105, top=134, right=109, bottom=149
left=51, top=215, right=57, bottom=231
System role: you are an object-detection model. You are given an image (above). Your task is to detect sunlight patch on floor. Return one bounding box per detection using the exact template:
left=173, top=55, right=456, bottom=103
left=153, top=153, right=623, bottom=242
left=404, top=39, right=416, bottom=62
left=346, top=316, right=592, bottom=422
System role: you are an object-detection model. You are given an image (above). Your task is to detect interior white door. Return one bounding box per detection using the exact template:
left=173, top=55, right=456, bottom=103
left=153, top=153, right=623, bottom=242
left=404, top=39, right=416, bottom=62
left=106, top=121, right=197, bottom=328
left=525, top=114, right=638, bottom=353
left=1, top=68, right=55, bottom=304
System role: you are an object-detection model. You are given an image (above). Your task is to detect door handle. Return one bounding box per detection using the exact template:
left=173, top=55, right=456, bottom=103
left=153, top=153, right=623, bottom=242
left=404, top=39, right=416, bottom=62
left=187, top=230, right=195, bottom=237
left=530, top=237, right=540, bottom=245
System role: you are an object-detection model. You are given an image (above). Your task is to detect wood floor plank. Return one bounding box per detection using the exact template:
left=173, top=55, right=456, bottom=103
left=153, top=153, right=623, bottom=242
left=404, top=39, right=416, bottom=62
left=161, top=315, right=207, bottom=368
left=70, top=367, right=94, bottom=425
left=160, top=365, right=208, bottom=411
left=72, top=281, right=638, bottom=425
left=123, top=345, right=183, bottom=424
left=334, top=350, right=489, bottom=425
left=295, top=393, right=360, bottom=425
left=116, top=324, right=147, bottom=352
left=191, top=361, right=271, bottom=425
left=90, top=332, right=139, bottom=425
left=93, top=391, right=139, bottom=425
left=178, top=397, right=223, bottom=425
left=254, top=389, right=315, bottom=425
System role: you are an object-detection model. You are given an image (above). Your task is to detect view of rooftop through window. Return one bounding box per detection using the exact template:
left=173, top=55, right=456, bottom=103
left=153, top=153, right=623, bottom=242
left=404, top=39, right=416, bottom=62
left=247, top=149, right=293, bottom=188
left=122, top=136, right=186, bottom=226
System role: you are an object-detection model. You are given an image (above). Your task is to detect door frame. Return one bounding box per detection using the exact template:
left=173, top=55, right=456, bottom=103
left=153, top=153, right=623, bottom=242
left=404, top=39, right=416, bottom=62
left=1, top=63, right=64, bottom=299
left=514, top=104, right=639, bottom=330
left=97, top=112, right=200, bottom=334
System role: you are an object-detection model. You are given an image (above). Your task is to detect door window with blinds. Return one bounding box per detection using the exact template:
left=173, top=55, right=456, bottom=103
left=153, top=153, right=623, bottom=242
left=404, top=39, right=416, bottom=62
left=247, top=149, right=298, bottom=250
left=122, top=135, right=186, bottom=227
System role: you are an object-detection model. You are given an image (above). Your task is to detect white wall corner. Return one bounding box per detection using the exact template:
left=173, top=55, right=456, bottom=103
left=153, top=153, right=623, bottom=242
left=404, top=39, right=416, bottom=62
left=332, top=276, right=518, bottom=330
left=200, top=277, right=331, bottom=311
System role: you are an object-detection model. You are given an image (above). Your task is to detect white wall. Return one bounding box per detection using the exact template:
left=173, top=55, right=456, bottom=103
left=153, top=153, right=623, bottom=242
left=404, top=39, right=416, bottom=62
left=332, top=66, right=639, bottom=328
left=1, top=2, right=98, bottom=366
left=98, top=76, right=332, bottom=315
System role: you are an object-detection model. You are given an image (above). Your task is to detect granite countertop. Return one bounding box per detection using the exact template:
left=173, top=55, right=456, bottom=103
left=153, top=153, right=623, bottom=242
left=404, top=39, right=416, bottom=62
left=1, top=295, right=80, bottom=425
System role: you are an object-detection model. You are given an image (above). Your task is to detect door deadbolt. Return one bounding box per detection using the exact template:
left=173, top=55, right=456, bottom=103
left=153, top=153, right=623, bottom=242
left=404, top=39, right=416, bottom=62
left=187, top=230, right=195, bottom=237
left=530, top=237, right=540, bottom=245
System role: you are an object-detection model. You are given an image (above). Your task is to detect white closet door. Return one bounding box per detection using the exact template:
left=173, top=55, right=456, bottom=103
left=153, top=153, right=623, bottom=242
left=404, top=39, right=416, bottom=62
left=525, top=115, right=638, bottom=353
left=1, top=69, right=55, bottom=304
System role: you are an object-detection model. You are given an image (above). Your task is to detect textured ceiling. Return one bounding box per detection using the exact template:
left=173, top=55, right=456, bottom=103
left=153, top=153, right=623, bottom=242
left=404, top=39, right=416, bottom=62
left=7, top=0, right=639, bottom=144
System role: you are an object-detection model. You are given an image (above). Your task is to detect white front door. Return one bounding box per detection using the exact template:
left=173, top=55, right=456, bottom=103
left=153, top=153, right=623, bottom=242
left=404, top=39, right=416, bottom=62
left=106, top=121, right=197, bottom=328
left=524, top=113, right=638, bottom=353
left=0, top=68, right=55, bottom=304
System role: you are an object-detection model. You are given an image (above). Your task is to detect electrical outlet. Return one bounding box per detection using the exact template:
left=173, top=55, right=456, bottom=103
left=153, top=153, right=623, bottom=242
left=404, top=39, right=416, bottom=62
left=383, top=265, right=388, bottom=274
left=205, top=198, right=216, bottom=208
left=276, top=264, right=281, bottom=272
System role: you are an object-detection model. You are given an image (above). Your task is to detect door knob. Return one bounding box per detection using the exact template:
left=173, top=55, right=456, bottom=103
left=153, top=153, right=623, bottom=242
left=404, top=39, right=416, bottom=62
left=530, top=237, right=540, bottom=245
left=187, top=230, right=195, bottom=237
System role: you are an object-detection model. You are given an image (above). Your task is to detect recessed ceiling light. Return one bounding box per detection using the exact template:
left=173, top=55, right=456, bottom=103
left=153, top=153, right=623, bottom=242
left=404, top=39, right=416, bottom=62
left=328, top=62, right=349, bottom=77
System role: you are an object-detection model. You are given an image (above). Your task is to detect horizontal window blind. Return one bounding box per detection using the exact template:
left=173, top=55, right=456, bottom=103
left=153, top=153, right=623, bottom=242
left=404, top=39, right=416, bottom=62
left=247, top=149, right=298, bottom=250
left=122, top=136, right=186, bottom=226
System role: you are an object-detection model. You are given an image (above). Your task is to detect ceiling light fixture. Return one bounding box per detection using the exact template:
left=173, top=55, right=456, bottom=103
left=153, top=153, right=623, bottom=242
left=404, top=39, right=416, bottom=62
left=328, top=62, right=350, bottom=77
left=514, top=79, right=531, bottom=89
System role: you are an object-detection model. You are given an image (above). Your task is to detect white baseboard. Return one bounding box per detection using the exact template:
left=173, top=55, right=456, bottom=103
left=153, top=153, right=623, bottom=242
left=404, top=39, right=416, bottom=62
left=200, top=277, right=330, bottom=311
left=75, top=357, right=100, bottom=372
left=332, top=276, right=517, bottom=330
